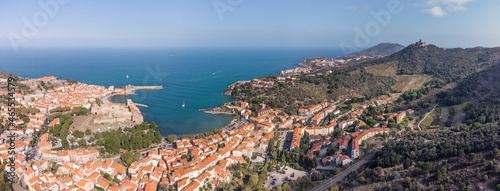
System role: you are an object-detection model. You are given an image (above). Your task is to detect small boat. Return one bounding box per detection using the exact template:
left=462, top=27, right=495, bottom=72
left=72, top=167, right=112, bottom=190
left=182, top=101, right=185, bottom=108
left=126, top=74, right=129, bottom=79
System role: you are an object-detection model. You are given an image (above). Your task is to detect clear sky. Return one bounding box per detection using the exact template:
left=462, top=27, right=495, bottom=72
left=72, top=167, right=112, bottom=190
left=0, top=0, right=499, bottom=50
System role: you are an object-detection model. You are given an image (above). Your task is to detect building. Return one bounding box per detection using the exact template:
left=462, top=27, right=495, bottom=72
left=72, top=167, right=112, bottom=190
left=350, top=128, right=389, bottom=159
left=396, top=112, right=406, bottom=124
left=290, top=128, right=303, bottom=151
left=303, top=124, right=335, bottom=136
left=256, top=108, right=273, bottom=117
left=338, top=118, right=356, bottom=129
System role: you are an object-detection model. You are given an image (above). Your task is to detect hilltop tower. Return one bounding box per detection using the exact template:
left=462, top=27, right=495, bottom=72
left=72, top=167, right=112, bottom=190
left=416, top=39, right=427, bottom=47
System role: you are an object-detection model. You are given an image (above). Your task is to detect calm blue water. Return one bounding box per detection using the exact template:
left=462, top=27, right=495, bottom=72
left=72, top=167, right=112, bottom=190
left=0, top=47, right=343, bottom=135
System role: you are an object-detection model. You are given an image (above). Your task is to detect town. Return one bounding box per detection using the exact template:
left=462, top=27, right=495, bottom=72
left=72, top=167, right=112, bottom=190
left=0, top=67, right=419, bottom=191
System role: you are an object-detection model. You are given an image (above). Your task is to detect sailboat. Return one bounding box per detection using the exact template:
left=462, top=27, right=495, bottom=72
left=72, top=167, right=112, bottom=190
left=126, top=74, right=129, bottom=79
left=182, top=101, right=185, bottom=108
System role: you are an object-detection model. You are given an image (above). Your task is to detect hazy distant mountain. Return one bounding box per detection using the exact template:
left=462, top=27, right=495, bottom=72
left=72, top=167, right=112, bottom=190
left=346, top=43, right=405, bottom=58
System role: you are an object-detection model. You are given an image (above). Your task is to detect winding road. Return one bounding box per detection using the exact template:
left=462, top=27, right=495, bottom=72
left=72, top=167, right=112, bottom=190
left=417, top=103, right=439, bottom=130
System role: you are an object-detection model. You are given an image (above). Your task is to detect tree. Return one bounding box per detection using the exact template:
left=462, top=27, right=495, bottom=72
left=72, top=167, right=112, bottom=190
left=419, top=162, right=432, bottom=172
left=61, top=139, right=69, bottom=149
left=77, top=139, right=86, bottom=146
left=22, top=117, right=30, bottom=123
left=327, top=147, right=338, bottom=155
left=104, top=138, right=120, bottom=154
left=353, top=120, right=360, bottom=125
left=249, top=173, right=259, bottom=188
left=459, top=150, right=465, bottom=158
left=85, top=129, right=91, bottom=135
left=330, top=185, right=339, bottom=191
left=102, top=172, right=112, bottom=181
left=150, top=121, right=157, bottom=130
left=438, top=167, right=447, bottom=175
left=258, top=170, right=268, bottom=187
left=121, top=151, right=140, bottom=165
left=458, top=182, right=471, bottom=191
left=72, top=130, right=84, bottom=138
left=167, top=135, right=177, bottom=142
left=121, top=152, right=133, bottom=165
left=375, top=166, right=383, bottom=175
left=469, top=153, right=477, bottom=162
left=397, top=97, right=404, bottom=103
left=388, top=118, right=397, bottom=127
left=494, top=148, right=499, bottom=157
left=367, top=118, right=377, bottom=127
left=79, top=107, right=88, bottom=115
left=388, top=118, right=395, bottom=123
left=483, top=174, right=488, bottom=181
left=281, top=183, right=291, bottom=191
left=351, top=97, right=358, bottom=103
left=359, top=125, right=369, bottom=130
left=95, top=132, right=103, bottom=139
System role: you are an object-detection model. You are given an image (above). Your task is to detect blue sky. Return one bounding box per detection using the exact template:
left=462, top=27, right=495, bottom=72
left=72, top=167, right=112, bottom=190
left=0, top=0, right=499, bottom=50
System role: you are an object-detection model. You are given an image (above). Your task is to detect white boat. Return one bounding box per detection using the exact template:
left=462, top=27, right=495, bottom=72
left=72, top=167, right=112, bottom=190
left=126, top=74, right=129, bottom=79
left=182, top=101, right=185, bottom=108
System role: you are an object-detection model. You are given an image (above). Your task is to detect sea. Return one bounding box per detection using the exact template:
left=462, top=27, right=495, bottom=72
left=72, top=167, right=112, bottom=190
left=0, top=47, right=343, bottom=136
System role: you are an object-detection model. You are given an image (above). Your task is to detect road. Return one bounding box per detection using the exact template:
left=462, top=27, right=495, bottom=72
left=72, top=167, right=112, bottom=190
left=417, top=103, right=439, bottom=130
left=310, top=148, right=379, bottom=191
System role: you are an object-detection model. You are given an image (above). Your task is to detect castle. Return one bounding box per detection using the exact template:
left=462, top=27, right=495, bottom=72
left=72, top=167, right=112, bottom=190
left=416, top=39, right=427, bottom=47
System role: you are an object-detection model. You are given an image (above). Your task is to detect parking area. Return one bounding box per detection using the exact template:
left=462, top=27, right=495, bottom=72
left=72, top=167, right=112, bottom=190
left=266, top=166, right=309, bottom=188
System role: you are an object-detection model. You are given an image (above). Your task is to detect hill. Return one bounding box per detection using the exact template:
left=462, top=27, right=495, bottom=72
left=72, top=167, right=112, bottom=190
left=229, top=66, right=396, bottom=115
left=0, top=71, right=22, bottom=90
left=345, top=43, right=405, bottom=58
left=363, top=42, right=500, bottom=83
left=0, top=71, right=21, bottom=80
left=229, top=41, right=500, bottom=115
left=336, top=42, right=500, bottom=191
